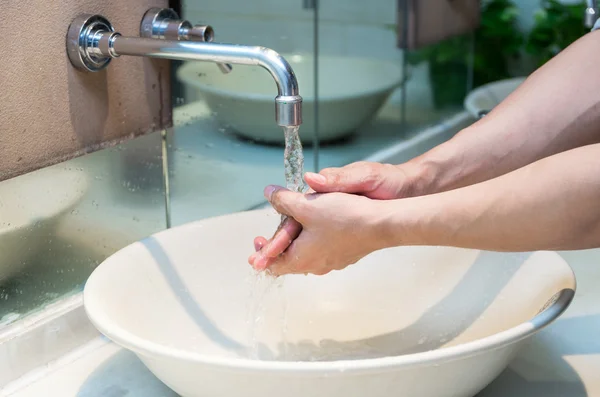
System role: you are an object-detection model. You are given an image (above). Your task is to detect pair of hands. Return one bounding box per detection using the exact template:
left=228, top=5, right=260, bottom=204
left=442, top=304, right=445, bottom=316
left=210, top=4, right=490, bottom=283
left=247, top=162, right=417, bottom=276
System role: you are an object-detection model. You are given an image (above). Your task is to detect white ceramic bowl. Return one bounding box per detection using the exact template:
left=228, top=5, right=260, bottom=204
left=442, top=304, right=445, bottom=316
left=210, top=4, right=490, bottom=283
left=0, top=166, right=88, bottom=283
left=176, top=54, right=404, bottom=144
left=464, top=77, right=527, bottom=119
left=84, top=208, right=575, bottom=397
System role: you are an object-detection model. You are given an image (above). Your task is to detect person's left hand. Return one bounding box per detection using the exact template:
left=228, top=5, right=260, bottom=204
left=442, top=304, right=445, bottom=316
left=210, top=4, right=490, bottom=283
left=248, top=185, right=388, bottom=276
left=251, top=163, right=420, bottom=266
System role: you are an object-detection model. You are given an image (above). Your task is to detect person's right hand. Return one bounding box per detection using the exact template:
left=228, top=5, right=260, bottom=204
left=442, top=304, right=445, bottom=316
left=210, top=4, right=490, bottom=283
left=251, top=161, right=422, bottom=268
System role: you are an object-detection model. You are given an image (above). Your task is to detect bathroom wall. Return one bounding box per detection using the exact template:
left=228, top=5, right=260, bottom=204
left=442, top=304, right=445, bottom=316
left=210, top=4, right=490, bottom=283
left=183, top=0, right=401, bottom=60
left=514, top=0, right=583, bottom=32
left=473, top=0, right=581, bottom=36
left=0, top=0, right=173, bottom=364
left=181, top=0, right=419, bottom=106
left=182, top=0, right=558, bottom=60
left=0, top=130, right=168, bottom=382
left=183, top=0, right=581, bottom=73
left=0, top=0, right=172, bottom=181
left=167, top=0, right=467, bottom=228
left=514, top=0, right=542, bottom=31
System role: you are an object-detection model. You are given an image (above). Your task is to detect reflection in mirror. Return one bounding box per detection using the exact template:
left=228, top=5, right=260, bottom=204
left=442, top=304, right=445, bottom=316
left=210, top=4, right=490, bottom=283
left=0, top=131, right=167, bottom=329
left=167, top=1, right=478, bottom=227
left=313, top=1, right=473, bottom=170
left=168, top=1, right=318, bottom=227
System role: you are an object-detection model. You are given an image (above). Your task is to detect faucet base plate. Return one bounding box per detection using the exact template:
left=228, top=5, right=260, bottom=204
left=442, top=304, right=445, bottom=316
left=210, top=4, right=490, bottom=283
left=140, top=8, right=181, bottom=39
left=66, top=14, right=114, bottom=72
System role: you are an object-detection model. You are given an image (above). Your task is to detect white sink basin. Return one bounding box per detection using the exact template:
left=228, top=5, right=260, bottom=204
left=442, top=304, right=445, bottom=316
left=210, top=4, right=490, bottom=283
left=464, top=77, right=527, bottom=119
left=84, top=208, right=575, bottom=397
left=176, top=53, right=404, bottom=144
left=0, top=166, right=88, bottom=283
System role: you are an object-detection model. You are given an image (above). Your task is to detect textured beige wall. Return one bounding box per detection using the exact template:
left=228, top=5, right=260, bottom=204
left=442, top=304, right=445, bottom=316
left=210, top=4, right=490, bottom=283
left=0, top=0, right=173, bottom=181
left=397, top=0, right=480, bottom=49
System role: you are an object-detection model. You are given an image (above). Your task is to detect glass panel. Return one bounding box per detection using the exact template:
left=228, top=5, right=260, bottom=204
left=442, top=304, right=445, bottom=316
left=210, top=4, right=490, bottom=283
left=520, top=0, right=588, bottom=73
left=169, top=0, right=317, bottom=227
left=308, top=0, right=472, bottom=171
left=308, top=0, right=588, bottom=171
left=406, top=33, right=474, bottom=119
left=0, top=132, right=166, bottom=328
left=457, top=0, right=587, bottom=121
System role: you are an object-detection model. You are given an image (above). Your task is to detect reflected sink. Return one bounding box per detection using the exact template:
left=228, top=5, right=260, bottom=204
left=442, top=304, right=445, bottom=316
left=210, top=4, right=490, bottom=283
left=464, top=77, right=526, bottom=119
left=0, top=166, right=88, bottom=283
left=177, top=53, right=404, bottom=144
left=84, top=208, right=575, bottom=397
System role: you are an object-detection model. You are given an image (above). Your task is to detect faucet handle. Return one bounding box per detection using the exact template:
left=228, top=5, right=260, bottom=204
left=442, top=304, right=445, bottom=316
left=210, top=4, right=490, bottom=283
left=585, top=7, right=598, bottom=28
left=140, top=8, right=184, bottom=40
left=181, top=24, right=214, bottom=42
left=140, top=8, right=232, bottom=74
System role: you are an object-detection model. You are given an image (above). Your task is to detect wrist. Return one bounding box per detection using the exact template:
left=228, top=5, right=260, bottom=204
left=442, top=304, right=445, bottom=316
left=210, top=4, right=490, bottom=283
left=372, top=193, right=458, bottom=249
left=396, top=158, right=439, bottom=198
left=369, top=198, right=423, bottom=250
left=402, top=126, right=476, bottom=196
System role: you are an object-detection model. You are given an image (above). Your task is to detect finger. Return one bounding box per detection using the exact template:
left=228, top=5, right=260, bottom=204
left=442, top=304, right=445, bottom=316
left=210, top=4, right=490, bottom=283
left=263, top=218, right=303, bottom=258
left=305, top=163, right=376, bottom=194
left=253, top=237, right=298, bottom=272
left=266, top=252, right=298, bottom=276
left=248, top=236, right=269, bottom=265
left=268, top=258, right=306, bottom=276
left=304, top=172, right=328, bottom=190
left=248, top=252, right=258, bottom=266
left=254, top=236, right=268, bottom=252
left=264, top=185, right=303, bottom=218
left=252, top=251, right=277, bottom=271
left=266, top=237, right=312, bottom=276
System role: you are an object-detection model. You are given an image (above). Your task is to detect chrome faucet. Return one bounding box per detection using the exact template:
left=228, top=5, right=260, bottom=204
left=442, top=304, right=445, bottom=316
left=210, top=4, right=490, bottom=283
left=66, top=8, right=302, bottom=128
left=585, top=0, right=598, bottom=28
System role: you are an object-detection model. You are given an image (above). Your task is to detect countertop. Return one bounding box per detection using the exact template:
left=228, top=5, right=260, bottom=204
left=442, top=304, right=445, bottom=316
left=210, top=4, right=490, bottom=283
left=167, top=100, right=459, bottom=227
left=4, top=97, right=599, bottom=396
left=5, top=97, right=454, bottom=325
left=2, top=248, right=600, bottom=397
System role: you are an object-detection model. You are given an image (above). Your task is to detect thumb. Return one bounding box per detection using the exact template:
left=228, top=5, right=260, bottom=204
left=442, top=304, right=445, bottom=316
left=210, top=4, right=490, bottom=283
left=264, top=185, right=303, bottom=218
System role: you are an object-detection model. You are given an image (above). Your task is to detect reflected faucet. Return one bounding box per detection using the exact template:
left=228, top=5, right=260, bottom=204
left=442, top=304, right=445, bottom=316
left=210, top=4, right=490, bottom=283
left=66, top=8, right=302, bottom=128
left=585, top=0, right=598, bottom=28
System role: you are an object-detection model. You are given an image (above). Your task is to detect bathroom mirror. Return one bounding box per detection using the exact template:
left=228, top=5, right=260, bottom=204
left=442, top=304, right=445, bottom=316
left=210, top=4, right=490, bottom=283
left=166, top=0, right=458, bottom=227
left=0, top=132, right=167, bottom=328
left=167, top=0, right=320, bottom=227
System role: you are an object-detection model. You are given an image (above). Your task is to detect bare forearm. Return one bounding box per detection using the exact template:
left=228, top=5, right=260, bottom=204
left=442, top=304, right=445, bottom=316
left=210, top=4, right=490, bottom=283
left=383, top=144, right=600, bottom=251
left=408, top=30, right=600, bottom=194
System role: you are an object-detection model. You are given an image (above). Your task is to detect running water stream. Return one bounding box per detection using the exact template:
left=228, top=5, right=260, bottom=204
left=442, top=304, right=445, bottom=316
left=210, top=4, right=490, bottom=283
left=282, top=126, right=307, bottom=193
left=247, top=126, right=306, bottom=360
left=278, top=126, right=307, bottom=233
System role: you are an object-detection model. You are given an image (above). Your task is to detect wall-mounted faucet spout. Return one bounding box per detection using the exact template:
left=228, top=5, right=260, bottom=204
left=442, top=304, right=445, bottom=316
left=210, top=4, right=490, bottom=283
left=66, top=11, right=302, bottom=128
left=585, top=0, right=598, bottom=28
